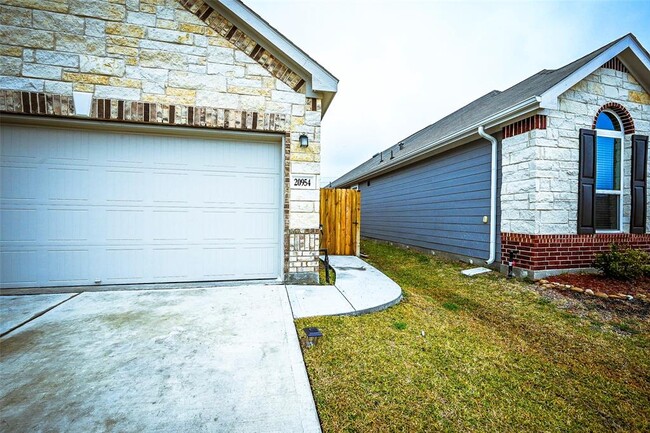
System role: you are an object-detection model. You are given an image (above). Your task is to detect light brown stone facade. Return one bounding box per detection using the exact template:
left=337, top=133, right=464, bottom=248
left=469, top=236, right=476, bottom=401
left=0, top=0, right=324, bottom=283
left=500, top=63, right=650, bottom=235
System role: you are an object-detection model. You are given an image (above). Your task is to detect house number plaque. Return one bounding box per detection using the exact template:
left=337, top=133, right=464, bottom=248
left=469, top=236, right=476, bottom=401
left=291, top=175, right=317, bottom=189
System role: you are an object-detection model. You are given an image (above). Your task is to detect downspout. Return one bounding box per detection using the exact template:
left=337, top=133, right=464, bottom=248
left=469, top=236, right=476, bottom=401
left=478, top=126, right=497, bottom=265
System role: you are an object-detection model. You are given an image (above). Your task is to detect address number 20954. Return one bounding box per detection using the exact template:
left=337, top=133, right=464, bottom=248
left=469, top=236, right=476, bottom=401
left=294, top=178, right=311, bottom=187
left=291, top=175, right=316, bottom=189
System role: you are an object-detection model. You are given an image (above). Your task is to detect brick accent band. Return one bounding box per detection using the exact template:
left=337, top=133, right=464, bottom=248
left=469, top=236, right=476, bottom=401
left=501, top=232, right=650, bottom=271
left=592, top=102, right=635, bottom=134
left=178, top=0, right=306, bottom=92
left=502, top=115, right=547, bottom=138
left=602, top=57, right=629, bottom=74
left=0, top=90, right=291, bottom=132
left=288, top=228, right=320, bottom=275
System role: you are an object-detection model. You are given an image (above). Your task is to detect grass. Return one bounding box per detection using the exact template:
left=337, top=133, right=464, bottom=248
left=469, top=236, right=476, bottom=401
left=296, top=240, right=650, bottom=433
left=319, top=259, right=336, bottom=285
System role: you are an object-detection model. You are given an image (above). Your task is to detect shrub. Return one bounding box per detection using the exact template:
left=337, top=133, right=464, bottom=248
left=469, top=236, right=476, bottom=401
left=593, top=244, right=650, bottom=281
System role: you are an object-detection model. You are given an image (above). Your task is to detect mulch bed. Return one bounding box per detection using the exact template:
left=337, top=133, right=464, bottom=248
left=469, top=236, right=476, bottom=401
left=546, top=273, right=650, bottom=298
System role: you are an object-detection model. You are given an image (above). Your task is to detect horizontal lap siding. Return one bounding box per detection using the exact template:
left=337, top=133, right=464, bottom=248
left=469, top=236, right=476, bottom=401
left=359, top=139, right=501, bottom=260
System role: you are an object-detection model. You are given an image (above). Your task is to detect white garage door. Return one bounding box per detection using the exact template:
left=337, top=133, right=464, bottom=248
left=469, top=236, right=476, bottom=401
left=0, top=123, right=283, bottom=288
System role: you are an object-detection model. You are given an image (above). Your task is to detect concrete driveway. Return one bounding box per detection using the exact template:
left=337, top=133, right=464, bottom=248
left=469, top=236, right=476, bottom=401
left=0, top=286, right=320, bottom=432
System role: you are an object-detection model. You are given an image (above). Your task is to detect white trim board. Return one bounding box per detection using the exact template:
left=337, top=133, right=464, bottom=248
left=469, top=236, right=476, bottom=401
left=540, top=34, right=650, bottom=109
left=213, top=0, right=339, bottom=115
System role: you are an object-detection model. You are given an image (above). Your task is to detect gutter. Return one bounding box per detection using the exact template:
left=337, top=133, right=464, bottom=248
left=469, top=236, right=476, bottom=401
left=334, top=96, right=541, bottom=187
left=477, top=126, right=498, bottom=265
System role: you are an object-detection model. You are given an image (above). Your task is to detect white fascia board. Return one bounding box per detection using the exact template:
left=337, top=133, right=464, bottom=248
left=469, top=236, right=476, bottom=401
left=540, top=35, right=650, bottom=109
left=217, top=0, right=339, bottom=95
left=336, top=96, right=541, bottom=187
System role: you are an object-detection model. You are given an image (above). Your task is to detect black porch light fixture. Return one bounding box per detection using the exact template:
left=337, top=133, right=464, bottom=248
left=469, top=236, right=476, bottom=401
left=303, top=327, right=323, bottom=348
left=299, top=134, right=309, bottom=147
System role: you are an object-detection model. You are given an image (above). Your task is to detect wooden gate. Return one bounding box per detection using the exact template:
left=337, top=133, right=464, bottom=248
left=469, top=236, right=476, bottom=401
left=320, top=188, right=361, bottom=256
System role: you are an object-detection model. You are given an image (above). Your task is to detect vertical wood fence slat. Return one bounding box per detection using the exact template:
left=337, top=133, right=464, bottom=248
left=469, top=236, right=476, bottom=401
left=319, top=188, right=361, bottom=256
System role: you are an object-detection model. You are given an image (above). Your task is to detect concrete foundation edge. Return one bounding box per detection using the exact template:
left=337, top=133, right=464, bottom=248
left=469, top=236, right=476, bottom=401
left=499, top=264, right=600, bottom=280
left=286, top=272, right=319, bottom=285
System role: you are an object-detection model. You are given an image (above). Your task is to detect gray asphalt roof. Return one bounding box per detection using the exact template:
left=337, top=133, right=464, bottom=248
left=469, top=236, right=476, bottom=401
left=331, top=34, right=631, bottom=188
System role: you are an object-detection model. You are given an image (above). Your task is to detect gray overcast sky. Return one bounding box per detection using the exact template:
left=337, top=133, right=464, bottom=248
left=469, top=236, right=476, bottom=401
left=245, top=0, right=650, bottom=185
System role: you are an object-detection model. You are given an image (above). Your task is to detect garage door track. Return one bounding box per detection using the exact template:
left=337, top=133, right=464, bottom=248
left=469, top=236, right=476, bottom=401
left=0, top=286, right=320, bottom=432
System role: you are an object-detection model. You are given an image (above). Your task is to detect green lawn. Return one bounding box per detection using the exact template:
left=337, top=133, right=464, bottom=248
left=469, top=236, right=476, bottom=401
left=296, top=240, right=650, bottom=433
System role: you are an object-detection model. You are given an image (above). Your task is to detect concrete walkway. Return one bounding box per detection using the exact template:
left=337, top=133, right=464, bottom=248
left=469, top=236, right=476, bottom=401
left=286, top=256, right=402, bottom=319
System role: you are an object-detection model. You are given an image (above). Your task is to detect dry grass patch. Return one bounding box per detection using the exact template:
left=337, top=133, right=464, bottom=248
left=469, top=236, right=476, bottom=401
left=319, top=259, right=336, bottom=285
left=297, top=240, right=650, bottom=433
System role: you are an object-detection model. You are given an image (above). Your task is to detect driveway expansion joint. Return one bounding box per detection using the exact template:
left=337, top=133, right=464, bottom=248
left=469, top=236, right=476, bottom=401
left=0, top=292, right=80, bottom=338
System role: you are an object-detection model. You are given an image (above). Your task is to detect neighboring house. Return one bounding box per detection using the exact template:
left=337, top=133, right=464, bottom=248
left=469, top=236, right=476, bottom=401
left=0, top=0, right=337, bottom=288
left=332, top=34, right=649, bottom=279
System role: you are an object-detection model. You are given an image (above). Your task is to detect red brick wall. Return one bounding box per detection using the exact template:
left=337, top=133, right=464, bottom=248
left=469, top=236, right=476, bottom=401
left=501, top=233, right=650, bottom=271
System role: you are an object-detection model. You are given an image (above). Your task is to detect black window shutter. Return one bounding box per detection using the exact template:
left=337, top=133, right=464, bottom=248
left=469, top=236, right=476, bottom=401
left=578, top=129, right=597, bottom=234
left=631, top=135, right=648, bottom=234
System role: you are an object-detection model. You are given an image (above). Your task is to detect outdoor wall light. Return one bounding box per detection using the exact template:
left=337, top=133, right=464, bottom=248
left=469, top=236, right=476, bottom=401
left=299, top=134, right=309, bottom=147
left=303, top=327, right=323, bottom=348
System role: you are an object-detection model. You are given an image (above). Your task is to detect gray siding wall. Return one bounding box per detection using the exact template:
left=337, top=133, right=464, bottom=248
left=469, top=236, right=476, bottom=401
left=358, top=138, right=502, bottom=261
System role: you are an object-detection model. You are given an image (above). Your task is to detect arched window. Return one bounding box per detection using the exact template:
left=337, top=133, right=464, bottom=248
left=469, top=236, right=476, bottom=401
left=594, top=111, right=624, bottom=231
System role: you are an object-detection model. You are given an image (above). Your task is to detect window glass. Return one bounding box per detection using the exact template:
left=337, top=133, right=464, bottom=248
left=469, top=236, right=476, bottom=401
left=592, top=110, right=623, bottom=232
left=595, top=193, right=619, bottom=230
left=596, top=137, right=621, bottom=190
left=595, top=111, right=620, bottom=131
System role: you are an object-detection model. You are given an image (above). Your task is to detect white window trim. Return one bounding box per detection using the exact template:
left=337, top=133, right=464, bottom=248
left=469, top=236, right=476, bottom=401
left=594, top=110, right=625, bottom=233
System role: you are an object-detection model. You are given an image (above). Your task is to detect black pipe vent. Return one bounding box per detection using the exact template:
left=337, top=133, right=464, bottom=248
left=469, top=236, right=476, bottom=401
left=390, top=150, right=394, bottom=159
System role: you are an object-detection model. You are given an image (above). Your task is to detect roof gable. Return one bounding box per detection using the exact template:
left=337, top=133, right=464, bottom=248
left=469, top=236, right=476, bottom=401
left=331, top=33, right=650, bottom=187
left=539, top=34, right=650, bottom=108
left=178, top=0, right=338, bottom=115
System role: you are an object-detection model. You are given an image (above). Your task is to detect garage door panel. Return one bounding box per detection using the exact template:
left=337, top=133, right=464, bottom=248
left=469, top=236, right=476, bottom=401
left=1, top=126, right=43, bottom=162
left=203, top=140, right=238, bottom=168
left=152, top=211, right=190, bottom=241
left=48, top=132, right=89, bottom=162
left=153, top=137, right=190, bottom=167
left=200, top=174, right=238, bottom=204
left=106, top=170, right=146, bottom=203
left=1, top=250, right=39, bottom=286
left=241, top=142, right=281, bottom=172
left=242, top=175, right=279, bottom=206
left=152, top=248, right=191, bottom=280
left=240, top=246, right=279, bottom=277
left=107, top=135, right=145, bottom=164
left=201, top=210, right=238, bottom=241
left=47, top=209, right=89, bottom=242
left=48, top=249, right=90, bottom=283
left=242, top=210, right=280, bottom=242
left=153, top=172, right=190, bottom=204
left=202, top=247, right=237, bottom=278
left=1, top=125, right=283, bottom=288
left=1, top=209, right=37, bottom=242
left=48, top=168, right=90, bottom=202
left=2, top=166, right=38, bottom=200
left=105, top=210, right=146, bottom=241
left=104, top=248, right=145, bottom=282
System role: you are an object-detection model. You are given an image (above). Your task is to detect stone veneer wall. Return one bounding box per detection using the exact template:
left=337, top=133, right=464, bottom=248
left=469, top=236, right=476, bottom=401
left=0, top=0, right=323, bottom=283
left=501, top=66, right=650, bottom=236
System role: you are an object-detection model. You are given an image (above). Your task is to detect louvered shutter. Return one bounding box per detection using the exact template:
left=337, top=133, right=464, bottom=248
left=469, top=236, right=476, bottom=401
left=578, top=129, right=597, bottom=234
left=631, top=135, right=648, bottom=234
